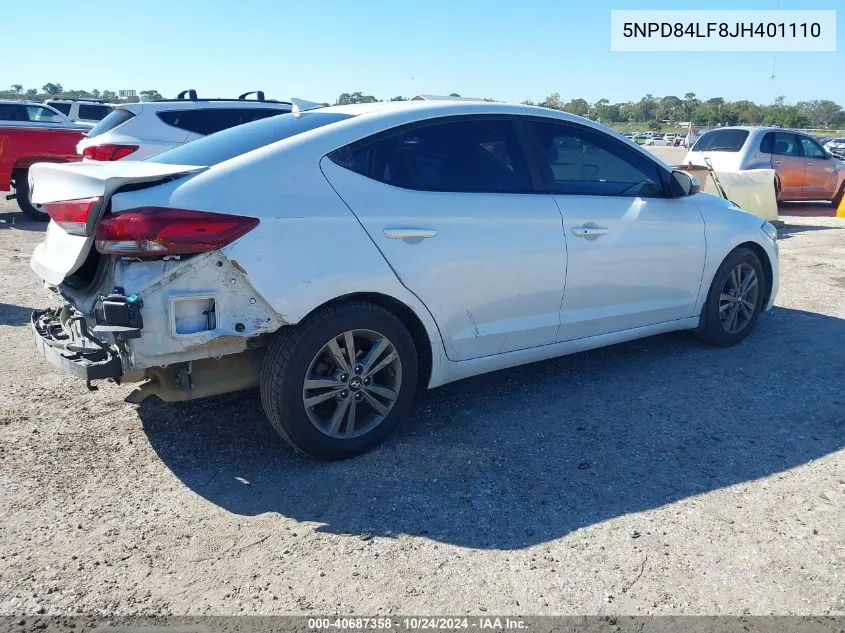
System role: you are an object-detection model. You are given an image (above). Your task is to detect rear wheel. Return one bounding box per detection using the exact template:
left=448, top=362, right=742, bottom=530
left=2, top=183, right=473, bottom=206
left=13, top=169, right=49, bottom=222
left=260, top=301, right=418, bottom=460
left=695, top=248, right=765, bottom=346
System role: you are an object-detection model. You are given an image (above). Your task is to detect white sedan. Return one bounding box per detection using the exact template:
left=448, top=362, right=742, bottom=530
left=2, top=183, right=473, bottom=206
left=29, top=101, right=779, bottom=459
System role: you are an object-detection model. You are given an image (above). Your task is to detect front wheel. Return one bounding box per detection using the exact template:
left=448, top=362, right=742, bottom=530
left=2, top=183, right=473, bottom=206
left=13, top=169, right=49, bottom=222
left=695, top=248, right=765, bottom=346
left=260, top=301, right=418, bottom=460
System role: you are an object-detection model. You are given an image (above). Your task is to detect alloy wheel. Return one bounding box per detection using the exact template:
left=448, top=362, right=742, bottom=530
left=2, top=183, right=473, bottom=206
left=302, top=329, right=402, bottom=438
left=718, top=263, right=759, bottom=334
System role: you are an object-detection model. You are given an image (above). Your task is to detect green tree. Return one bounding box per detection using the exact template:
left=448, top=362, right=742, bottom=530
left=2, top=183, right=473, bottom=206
left=539, top=92, right=563, bottom=110
left=448, top=93, right=461, bottom=98
left=42, top=83, right=63, bottom=95
left=101, top=90, right=118, bottom=102
left=683, top=92, right=699, bottom=120
left=140, top=90, right=163, bottom=100
left=335, top=91, right=377, bottom=105
left=591, top=99, right=621, bottom=122
left=10, top=84, right=23, bottom=94
left=389, top=96, right=407, bottom=101
left=25, top=88, right=38, bottom=98
left=564, top=98, right=589, bottom=116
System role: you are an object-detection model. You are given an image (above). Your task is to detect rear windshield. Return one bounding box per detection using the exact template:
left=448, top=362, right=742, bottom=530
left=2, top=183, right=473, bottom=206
left=691, top=129, right=750, bottom=152
left=150, top=111, right=354, bottom=166
left=87, top=108, right=135, bottom=138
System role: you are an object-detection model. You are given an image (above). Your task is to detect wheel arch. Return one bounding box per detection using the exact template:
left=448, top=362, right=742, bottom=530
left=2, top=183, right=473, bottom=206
left=735, top=240, right=773, bottom=308
left=298, top=291, right=435, bottom=391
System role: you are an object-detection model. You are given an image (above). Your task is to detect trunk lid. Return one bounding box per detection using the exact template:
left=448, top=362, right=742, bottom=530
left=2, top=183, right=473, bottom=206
left=29, top=161, right=204, bottom=285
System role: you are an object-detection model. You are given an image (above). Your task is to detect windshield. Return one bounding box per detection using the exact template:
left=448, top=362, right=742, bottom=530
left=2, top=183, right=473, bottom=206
left=691, top=129, right=750, bottom=152
left=150, top=111, right=354, bottom=166
left=87, top=108, right=135, bottom=137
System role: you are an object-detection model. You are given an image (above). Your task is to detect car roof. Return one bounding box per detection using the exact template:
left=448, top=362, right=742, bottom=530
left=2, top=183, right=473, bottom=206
left=312, top=100, right=618, bottom=131
left=0, top=99, right=54, bottom=107
left=113, top=99, right=292, bottom=112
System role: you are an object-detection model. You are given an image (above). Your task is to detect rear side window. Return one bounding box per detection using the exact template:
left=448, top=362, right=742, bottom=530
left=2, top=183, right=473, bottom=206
left=78, top=104, right=111, bottom=121
left=761, top=132, right=800, bottom=157
left=157, top=107, right=288, bottom=136
left=691, top=129, right=749, bottom=152
left=50, top=103, right=72, bottom=115
left=529, top=120, right=665, bottom=197
left=0, top=104, right=28, bottom=121
left=87, top=109, right=135, bottom=138
left=151, top=111, right=353, bottom=166
left=329, top=118, right=533, bottom=194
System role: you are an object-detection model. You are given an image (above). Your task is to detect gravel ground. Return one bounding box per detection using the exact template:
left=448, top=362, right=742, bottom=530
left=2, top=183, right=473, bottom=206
left=0, top=199, right=843, bottom=616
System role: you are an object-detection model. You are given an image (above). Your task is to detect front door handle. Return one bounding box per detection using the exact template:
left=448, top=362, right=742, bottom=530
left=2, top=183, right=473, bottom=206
left=383, top=227, right=438, bottom=240
left=571, top=226, right=608, bottom=238
left=772, top=160, right=783, bottom=165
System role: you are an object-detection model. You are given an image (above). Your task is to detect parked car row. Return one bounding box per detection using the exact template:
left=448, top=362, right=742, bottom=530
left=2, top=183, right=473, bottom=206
left=27, top=99, right=780, bottom=459
left=1, top=90, right=293, bottom=219
left=684, top=127, right=845, bottom=207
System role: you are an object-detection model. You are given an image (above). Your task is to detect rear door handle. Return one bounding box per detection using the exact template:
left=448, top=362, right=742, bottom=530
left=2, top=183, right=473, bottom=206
left=383, top=228, right=438, bottom=240
left=571, top=226, right=608, bottom=238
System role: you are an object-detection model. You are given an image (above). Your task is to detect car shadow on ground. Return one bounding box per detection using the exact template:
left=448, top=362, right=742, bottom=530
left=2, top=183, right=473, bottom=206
left=778, top=223, right=843, bottom=240
left=0, top=211, right=47, bottom=232
left=139, top=307, right=845, bottom=549
left=0, top=302, right=36, bottom=326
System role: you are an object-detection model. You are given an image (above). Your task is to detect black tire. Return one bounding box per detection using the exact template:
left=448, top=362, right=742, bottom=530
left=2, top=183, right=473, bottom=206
left=13, top=169, right=49, bottom=222
left=833, top=183, right=844, bottom=209
left=260, top=300, right=418, bottom=460
left=695, top=247, right=765, bottom=347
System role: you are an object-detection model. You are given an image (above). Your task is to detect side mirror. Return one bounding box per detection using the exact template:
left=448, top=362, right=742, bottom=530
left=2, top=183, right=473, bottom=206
left=670, top=170, right=700, bottom=197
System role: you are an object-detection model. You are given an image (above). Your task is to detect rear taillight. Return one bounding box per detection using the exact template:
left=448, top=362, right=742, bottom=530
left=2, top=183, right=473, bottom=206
left=82, top=144, right=139, bottom=161
left=95, top=208, right=259, bottom=257
left=42, top=197, right=103, bottom=236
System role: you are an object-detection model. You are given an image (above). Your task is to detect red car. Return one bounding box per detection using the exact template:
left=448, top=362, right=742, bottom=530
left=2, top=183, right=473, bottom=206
left=0, top=100, right=87, bottom=220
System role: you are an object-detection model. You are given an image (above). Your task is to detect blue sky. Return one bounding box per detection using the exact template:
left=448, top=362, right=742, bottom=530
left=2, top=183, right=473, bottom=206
left=8, top=0, right=843, bottom=105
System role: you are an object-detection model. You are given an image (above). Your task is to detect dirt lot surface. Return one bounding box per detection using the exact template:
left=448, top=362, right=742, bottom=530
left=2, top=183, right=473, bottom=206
left=1, top=199, right=843, bottom=617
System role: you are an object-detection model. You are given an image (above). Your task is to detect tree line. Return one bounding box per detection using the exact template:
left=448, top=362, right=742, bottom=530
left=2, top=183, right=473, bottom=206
left=4, top=84, right=844, bottom=129
left=333, top=91, right=845, bottom=129
left=1, top=84, right=162, bottom=103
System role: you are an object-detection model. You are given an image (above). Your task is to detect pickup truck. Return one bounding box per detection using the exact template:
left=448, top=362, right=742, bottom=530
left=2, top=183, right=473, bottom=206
left=1, top=111, right=87, bottom=220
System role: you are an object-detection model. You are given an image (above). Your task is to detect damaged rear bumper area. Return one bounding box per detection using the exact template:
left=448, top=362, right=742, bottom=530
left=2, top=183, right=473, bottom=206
left=32, top=307, right=123, bottom=387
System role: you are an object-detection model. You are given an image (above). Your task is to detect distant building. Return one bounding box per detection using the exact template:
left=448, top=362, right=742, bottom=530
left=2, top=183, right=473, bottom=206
left=411, top=94, right=487, bottom=102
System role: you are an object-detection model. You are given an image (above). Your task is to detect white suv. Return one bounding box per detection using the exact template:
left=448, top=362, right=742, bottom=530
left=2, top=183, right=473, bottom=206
left=44, top=99, right=113, bottom=125
left=77, top=90, right=292, bottom=161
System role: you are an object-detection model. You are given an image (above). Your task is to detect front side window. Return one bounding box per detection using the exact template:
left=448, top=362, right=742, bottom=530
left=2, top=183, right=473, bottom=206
left=799, top=136, right=827, bottom=159
left=529, top=120, right=665, bottom=197
left=26, top=106, right=60, bottom=122
left=329, top=117, right=532, bottom=194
